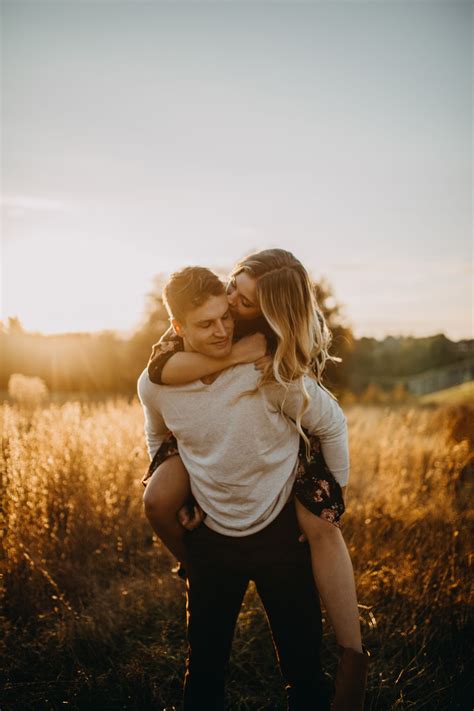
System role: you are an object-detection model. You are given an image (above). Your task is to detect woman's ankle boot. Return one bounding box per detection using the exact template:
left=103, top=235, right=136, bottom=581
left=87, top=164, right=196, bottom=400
left=331, top=645, right=370, bottom=711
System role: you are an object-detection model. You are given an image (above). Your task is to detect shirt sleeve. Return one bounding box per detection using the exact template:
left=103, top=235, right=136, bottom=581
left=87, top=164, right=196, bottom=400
left=269, top=376, right=350, bottom=486
left=147, top=327, right=184, bottom=385
left=137, top=370, right=169, bottom=459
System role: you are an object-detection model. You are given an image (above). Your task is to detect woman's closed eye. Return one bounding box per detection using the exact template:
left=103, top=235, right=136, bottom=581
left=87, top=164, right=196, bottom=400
left=228, top=278, right=254, bottom=308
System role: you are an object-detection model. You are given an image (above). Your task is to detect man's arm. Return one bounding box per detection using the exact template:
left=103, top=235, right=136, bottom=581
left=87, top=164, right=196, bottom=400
left=274, top=377, right=350, bottom=487
left=137, top=370, right=169, bottom=459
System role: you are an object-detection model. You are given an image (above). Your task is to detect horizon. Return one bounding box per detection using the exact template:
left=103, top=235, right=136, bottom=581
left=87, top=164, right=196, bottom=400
left=2, top=315, right=472, bottom=346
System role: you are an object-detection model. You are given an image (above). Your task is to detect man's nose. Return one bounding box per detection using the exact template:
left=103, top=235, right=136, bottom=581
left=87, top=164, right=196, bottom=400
left=214, top=320, right=227, bottom=338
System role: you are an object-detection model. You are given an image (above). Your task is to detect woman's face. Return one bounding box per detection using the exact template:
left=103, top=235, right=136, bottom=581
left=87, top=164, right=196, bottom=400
left=226, top=271, right=261, bottom=321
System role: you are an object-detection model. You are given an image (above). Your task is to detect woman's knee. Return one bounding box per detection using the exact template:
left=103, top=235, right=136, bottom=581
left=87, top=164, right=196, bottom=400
left=306, top=515, right=341, bottom=544
left=143, top=456, right=190, bottom=519
left=296, top=502, right=342, bottom=544
left=143, top=484, right=169, bottom=520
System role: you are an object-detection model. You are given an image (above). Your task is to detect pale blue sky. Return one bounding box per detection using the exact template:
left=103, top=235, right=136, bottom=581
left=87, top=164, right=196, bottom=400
left=2, top=0, right=472, bottom=338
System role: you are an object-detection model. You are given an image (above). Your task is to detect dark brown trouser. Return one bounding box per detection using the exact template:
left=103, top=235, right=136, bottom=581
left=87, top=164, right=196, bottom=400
left=183, top=501, right=332, bottom=710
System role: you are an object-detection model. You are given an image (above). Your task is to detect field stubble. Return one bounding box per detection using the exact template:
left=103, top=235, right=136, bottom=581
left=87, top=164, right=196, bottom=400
left=0, top=398, right=472, bottom=710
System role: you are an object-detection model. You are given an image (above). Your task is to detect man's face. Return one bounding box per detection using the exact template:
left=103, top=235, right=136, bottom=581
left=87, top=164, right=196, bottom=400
left=174, top=294, right=234, bottom=358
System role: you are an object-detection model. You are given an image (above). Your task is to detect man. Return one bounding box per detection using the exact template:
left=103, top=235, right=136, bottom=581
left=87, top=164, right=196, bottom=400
left=137, top=267, right=349, bottom=710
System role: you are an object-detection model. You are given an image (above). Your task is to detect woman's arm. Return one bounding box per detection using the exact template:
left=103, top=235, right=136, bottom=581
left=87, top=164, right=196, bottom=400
left=148, top=328, right=185, bottom=385
left=161, top=332, right=267, bottom=385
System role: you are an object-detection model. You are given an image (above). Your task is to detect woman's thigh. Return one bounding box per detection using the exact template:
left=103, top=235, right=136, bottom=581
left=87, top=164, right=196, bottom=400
left=294, top=433, right=346, bottom=530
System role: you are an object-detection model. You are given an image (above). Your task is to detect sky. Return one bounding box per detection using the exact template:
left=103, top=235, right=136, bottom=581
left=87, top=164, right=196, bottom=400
left=1, top=0, right=472, bottom=340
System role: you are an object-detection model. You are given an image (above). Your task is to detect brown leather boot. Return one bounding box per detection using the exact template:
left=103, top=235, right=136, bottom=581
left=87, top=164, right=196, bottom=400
left=331, top=645, right=370, bottom=711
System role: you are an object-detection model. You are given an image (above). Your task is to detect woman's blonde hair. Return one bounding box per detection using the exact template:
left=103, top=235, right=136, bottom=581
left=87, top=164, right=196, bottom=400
left=231, top=249, right=340, bottom=456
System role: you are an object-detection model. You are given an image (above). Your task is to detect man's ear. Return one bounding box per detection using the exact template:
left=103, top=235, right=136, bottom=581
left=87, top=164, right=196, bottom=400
left=171, top=318, right=184, bottom=337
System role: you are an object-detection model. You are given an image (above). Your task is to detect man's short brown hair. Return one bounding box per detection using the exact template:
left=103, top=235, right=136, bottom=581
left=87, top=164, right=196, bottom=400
left=163, top=267, right=226, bottom=323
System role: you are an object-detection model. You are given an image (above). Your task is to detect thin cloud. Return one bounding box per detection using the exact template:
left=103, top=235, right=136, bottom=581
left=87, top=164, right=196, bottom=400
left=1, top=195, right=70, bottom=214
left=329, top=259, right=471, bottom=277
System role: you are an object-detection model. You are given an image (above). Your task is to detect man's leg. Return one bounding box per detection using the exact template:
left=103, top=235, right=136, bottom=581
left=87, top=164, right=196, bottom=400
left=183, top=525, right=248, bottom=710
left=252, top=504, right=333, bottom=711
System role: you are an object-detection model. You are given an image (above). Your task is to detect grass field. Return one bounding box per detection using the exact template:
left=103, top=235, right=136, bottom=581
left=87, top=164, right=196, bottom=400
left=418, top=381, right=474, bottom=406
left=1, top=396, right=473, bottom=710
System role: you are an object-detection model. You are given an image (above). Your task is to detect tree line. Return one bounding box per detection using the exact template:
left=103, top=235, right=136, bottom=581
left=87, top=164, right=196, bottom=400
left=1, top=279, right=471, bottom=397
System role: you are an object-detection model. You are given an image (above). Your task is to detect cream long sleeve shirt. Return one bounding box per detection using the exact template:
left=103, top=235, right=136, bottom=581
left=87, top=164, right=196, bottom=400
left=137, top=364, right=349, bottom=536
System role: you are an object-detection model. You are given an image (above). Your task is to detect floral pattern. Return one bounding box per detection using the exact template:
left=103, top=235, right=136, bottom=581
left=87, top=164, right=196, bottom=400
left=157, top=340, right=179, bottom=354
left=148, top=330, right=184, bottom=385
left=294, top=429, right=345, bottom=528
left=141, top=431, right=180, bottom=486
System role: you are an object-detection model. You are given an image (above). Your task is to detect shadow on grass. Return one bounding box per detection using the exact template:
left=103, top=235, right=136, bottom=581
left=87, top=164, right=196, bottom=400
left=2, top=569, right=472, bottom=710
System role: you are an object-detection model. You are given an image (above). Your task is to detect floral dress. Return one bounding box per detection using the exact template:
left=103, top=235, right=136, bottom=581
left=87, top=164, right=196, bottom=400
left=143, top=324, right=345, bottom=527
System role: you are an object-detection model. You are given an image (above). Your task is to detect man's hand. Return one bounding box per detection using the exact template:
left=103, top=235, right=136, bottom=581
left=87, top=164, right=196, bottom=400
left=177, top=503, right=206, bottom=530
left=231, top=333, right=267, bottom=365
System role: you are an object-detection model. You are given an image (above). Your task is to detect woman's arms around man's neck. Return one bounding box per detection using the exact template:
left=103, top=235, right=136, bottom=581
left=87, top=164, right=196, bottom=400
left=159, top=332, right=268, bottom=385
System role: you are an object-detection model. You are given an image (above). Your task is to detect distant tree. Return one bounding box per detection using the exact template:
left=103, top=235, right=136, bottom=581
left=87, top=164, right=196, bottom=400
left=391, top=382, right=413, bottom=404
left=139, top=274, right=170, bottom=337
left=313, top=277, right=354, bottom=394
left=7, top=317, right=24, bottom=334
left=126, top=275, right=171, bottom=382
left=360, top=383, right=388, bottom=405
left=340, top=390, right=357, bottom=407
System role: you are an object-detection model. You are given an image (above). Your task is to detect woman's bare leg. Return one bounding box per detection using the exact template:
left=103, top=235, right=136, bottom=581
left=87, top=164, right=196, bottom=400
left=295, top=499, right=362, bottom=652
left=143, top=455, right=191, bottom=566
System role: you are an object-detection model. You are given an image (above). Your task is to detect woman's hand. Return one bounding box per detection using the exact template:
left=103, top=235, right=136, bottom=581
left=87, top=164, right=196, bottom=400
left=231, top=333, right=267, bottom=365
left=254, top=355, right=272, bottom=373
left=177, top=503, right=206, bottom=530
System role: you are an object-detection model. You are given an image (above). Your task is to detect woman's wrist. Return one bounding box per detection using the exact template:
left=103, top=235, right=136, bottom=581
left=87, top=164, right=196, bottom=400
left=226, top=345, right=242, bottom=367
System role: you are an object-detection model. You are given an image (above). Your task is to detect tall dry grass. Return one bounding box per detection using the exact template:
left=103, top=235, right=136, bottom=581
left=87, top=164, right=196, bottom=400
left=1, top=397, right=472, bottom=710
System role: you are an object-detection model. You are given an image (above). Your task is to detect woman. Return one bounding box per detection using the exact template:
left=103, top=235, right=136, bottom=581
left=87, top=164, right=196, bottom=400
left=143, top=249, right=368, bottom=710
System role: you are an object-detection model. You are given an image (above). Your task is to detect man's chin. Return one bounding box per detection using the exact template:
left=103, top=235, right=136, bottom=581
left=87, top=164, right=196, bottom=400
left=207, top=342, right=232, bottom=359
